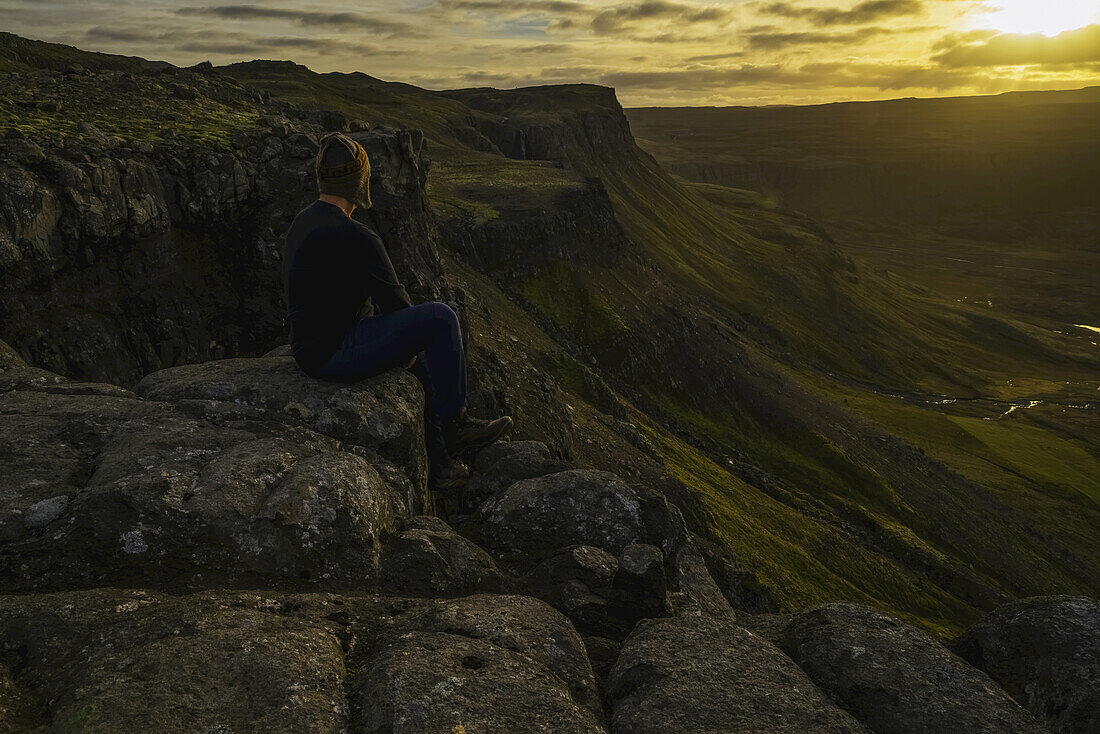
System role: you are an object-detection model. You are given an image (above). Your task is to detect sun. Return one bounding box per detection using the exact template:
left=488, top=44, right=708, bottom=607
left=969, top=0, right=1100, bottom=36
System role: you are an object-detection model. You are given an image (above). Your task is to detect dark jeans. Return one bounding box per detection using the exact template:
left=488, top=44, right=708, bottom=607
left=315, top=302, right=467, bottom=464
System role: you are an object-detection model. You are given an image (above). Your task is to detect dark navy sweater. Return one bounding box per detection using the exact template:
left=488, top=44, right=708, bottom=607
left=282, top=200, right=411, bottom=375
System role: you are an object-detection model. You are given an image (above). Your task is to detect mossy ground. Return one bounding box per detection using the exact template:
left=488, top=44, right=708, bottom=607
left=427, top=146, right=583, bottom=224
left=0, top=74, right=260, bottom=148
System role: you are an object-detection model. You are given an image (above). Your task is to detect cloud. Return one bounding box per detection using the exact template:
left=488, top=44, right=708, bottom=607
left=515, top=43, right=572, bottom=52
left=933, top=25, right=1100, bottom=68
left=746, top=23, right=940, bottom=50
left=435, top=0, right=589, bottom=12
left=176, top=5, right=420, bottom=37
left=758, top=0, right=923, bottom=27
left=686, top=51, right=746, bottom=62
left=598, top=60, right=974, bottom=90
left=747, top=27, right=889, bottom=49
left=84, top=26, right=390, bottom=58
left=590, top=1, right=733, bottom=34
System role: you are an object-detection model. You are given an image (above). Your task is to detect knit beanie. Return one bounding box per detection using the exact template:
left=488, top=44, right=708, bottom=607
left=315, top=132, right=372, bottom=209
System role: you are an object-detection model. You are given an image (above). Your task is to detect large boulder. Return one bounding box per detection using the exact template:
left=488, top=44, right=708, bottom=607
left=669, top=540, right=737, bottom=620
left=607, top=614, right=867, bottom=733
left=379, top=516, right=507, bottom=597
left=0, top=372, right=409, bottom=591
left=134, top=354, right=430, bottom=510
left=472, top=469, right=687, bottom=571
left=952, top=596, right=1100, bottom=734
left=780, top=603, right=1047, bottom=734
left=356, top=631, right=606, bottom=733
left=355, top=594, right=605, bottom=733
left=522, top=545, right=620, bottom=636
left=0, top=589, right=350, bottom=733
left=414, top=594, right=603, bottom=718
left=463, top=439, right=571, bottom=511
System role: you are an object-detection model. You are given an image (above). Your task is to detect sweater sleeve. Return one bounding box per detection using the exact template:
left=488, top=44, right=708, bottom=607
left=354, top=221, right=412, bottom=313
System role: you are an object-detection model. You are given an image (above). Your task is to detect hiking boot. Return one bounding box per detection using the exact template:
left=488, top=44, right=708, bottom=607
left=429, top=455, right=469, bottom=493
left=444, top=409, right=514, bottom=455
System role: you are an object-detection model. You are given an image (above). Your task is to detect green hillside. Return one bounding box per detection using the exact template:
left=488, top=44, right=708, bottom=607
left=224, top=64, right=1099, bottom=633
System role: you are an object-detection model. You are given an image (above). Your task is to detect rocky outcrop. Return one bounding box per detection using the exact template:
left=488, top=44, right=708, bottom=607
left=440, top=84, right=636, bottom=170
left=463, top=439, right=572, bottom=512
left=133, top=353, right=430, bottom=501
left=441, top=176, right=630, bottom=277
left=608, top=614, right=868, bottom=733
left=0, top=349, right=429, bottom=592
left=379, top=516, right=506, bottom=597
left=0, top=331, right=1093, bottom=733
left=472, top=468, right=687, bottom=571
left=780, top=603, right=1048, bottom=733
left=0, top=99, right=446, bottom=385
left=0, top=588, right=606, bottom=734
left=952, top=596, right=1100, bottom=734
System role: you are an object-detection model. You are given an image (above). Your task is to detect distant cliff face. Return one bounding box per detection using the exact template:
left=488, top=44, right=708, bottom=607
left=440, top=85, right=635, bottom=170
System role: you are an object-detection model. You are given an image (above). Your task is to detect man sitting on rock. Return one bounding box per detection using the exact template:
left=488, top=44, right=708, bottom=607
left=282, top=131, right=512, bottom=491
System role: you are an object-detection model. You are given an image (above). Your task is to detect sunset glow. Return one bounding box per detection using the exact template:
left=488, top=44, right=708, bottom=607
left=3, top=0, right=1100, bottom=106
left=970, top=0, right=1100, bottom=36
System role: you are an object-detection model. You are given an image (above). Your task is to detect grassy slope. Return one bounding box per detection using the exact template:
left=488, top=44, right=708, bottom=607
left=624, top=90, right=1100, bottom=329
left=442, top=88, right=1100, bottom=632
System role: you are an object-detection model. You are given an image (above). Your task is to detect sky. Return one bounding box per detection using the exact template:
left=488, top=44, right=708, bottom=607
left=2, top=0, right=1099, bottom=106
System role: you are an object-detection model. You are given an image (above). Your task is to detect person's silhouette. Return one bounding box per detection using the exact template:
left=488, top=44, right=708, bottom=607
left=282, top=132, right=512, bottom=490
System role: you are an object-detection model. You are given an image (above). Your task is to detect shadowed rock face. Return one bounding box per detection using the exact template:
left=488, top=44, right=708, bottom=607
left=952, top=596, right=1100, bottom=734
left=464, top=439, right=572, bottom=512
left=440, top=85, right=635, bottom=171
left=780, top=603, right=1048, bottom=734
left=608, top=614, right=868, bottom=734
left=0, top=588, right=606, bottom=734
left=0, top=351, right=431, bottom=592
left=0, top=589, right=352, bottom=733
left=133, top=354, right=430, bottom=506
left=379, top=516, right=506, bottom=597
left=472, top=468, right=687, bottom=572
left=0, top=121, right=446, bottom=387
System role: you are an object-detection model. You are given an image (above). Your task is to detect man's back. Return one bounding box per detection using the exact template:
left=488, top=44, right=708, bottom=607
left=282, top=200, right=411, bottom=375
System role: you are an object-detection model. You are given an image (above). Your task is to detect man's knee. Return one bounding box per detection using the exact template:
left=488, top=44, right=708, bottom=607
left=427, top=301, right=459, bottom=331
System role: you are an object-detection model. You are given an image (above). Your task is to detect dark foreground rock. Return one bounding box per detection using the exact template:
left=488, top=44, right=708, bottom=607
left=0, top=589, right=606, bottom=734
left=607, top=614, right=867, bottom=733
left=379, top=515, right=507, bottom=597
left=463, top=439, right=571, bottom=512
left=0, top=357, right=430, bottom=592
left=134, top=354, right=430, bottom=504
left=780, top=603, right=1048, bottom=734
left=367, top=593, right=605, bottom=730
left=952, top=596, right=1100, bottom=734
left=472, top=468, right=687, bottom=571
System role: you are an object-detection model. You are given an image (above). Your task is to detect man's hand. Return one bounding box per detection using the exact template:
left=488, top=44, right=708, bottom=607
left=403, top=355, right=417, bottom=369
